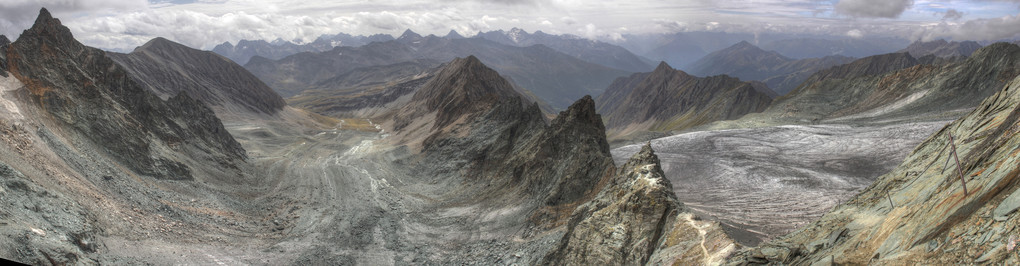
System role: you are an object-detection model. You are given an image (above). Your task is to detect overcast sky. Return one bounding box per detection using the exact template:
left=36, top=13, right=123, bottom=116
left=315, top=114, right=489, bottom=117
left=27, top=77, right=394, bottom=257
left=2, top=0, right=1020, bottom=51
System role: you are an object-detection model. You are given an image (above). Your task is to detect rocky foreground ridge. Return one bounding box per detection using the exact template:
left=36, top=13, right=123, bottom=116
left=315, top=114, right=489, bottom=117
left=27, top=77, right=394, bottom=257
left=387, top=56, right=738, bottom=264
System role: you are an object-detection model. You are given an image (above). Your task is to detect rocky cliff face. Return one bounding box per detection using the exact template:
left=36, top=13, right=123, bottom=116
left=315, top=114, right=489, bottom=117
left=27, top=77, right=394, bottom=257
left=728, top=71, right=1020, bottom=265
left=108, top=37, right=286, bottom=116
left=4, top=9, right=246, bottom=180
left=596, top=62, right=774, bottom=139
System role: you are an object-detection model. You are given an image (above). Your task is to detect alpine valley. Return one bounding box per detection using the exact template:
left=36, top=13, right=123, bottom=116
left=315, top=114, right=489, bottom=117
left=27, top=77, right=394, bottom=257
left=2, top=5, right=1020, bottom=266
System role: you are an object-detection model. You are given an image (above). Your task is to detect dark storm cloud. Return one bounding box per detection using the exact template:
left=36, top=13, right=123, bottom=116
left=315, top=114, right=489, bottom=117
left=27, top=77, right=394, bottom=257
left=835, top=0, right=914, bottom=18
left=941, top=9, right=964, bottom=20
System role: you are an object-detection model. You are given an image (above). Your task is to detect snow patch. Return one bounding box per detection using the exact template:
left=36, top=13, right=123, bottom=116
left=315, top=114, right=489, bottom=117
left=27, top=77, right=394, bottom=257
left=0, top=73, right=25, bottom=120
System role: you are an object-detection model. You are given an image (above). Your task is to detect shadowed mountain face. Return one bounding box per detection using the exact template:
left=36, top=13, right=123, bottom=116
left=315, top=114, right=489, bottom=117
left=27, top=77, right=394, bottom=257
left=5, top=8, right=246, bottom=181
left=109, top=37, right=286, bottom=116
left=596, top=62, right=775, bottom=139
left=688, top=41, right=855, bottom=95
left=898, top=39, right=982, bottom=58
left=244, top=35, right=630, bottom=109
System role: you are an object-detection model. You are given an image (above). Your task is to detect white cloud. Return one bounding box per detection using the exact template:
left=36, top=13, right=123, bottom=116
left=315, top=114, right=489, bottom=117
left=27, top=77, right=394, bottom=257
left=0, top=0, right=147, bottom=39
left=904, top=11, right=1020, bottom=42
left=846, top=29, right=864, bottom=38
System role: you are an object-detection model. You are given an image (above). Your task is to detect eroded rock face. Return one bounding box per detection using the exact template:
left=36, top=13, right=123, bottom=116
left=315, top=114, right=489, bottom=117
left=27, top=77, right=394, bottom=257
left=544, top=143, right=737, bottom=265
left=727, top=74, right=1020, bottom=264
left=5, top=8, right=245, bottom=180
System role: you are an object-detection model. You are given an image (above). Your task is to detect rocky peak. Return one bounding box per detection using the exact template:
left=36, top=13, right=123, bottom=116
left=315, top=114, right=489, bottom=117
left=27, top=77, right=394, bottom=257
left=733, top=40, right=755, bottom=48
left=0, top=35, right=9, bottom=47
left=137, top=37, right=177, bottom=51
left=392, top=56, right=528, bottom=146
left=445, top=30, right=464, bottom=39
left=548, top=95, right=610, bottom=154
left=412, top=55, right=521, bottom=116
left=398, top=29, right=422, bottom=41
left=15, top=8, right=82, bottom=54
left=652, top=61, right=674, bottom=73
left=109, top=37, right=287, bottom=115
left=214, top=41, right=233, bottom=50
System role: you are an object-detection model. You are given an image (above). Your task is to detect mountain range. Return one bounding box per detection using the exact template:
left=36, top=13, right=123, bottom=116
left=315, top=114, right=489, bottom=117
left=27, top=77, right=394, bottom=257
left=474, top=28, right=654, bottom=72
left=244, top=35, right=631, bottom=109
left=212, top=33, right=395, bottom=65
left=4, top=6, right=1020, bottom=266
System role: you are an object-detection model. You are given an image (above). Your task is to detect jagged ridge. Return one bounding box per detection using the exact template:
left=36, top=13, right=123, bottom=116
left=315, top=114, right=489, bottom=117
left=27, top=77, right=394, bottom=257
left=109, top=37, right=287, bottom=115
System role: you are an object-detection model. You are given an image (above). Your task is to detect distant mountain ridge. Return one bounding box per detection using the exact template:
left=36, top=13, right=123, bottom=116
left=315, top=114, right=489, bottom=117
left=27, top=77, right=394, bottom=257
left=897, top=39, right=982, bottom=58
left=688, top=41, right=855, bottom=95
left=752, top=43, right=1020, bottom=125
left=215, top=28, right=652, bottom=74
left=596, top=62, right=775, bottom=139
left=245, top=35, right=631, bottom=109
left=212, top=33, right=395, bottom=64
left=474, top=28, right=654, bottom=72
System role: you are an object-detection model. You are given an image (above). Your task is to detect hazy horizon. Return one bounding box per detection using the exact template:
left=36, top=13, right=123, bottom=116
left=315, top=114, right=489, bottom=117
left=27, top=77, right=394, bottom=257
left=2, top=1, right=1020, bottom=52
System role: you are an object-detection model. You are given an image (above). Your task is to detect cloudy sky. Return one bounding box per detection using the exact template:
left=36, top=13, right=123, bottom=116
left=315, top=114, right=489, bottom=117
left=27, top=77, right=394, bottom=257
left=2, top=0, right=1020, bottom=51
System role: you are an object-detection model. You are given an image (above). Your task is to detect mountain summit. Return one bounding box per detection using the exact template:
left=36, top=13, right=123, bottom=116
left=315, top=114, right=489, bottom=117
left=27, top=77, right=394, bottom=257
left=109, top=37, right=286, bottom=116
left=596, top=61, right=775, bottom=139
left=391, top=55, right=530, bottom=149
